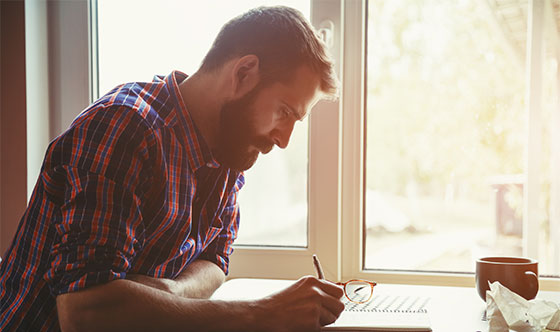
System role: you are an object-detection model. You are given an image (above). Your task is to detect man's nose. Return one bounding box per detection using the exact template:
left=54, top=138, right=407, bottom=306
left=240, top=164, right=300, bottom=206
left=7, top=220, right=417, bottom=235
left=272, top=121, right=295, bottom=149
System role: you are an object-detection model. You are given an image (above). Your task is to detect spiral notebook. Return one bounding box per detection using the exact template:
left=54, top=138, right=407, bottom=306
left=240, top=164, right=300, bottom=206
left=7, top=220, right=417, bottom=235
left=322, top=293, right=432, bottom=331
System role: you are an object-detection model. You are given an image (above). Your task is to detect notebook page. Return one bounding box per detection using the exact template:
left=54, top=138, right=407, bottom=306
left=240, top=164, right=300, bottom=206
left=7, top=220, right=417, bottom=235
left=323, top=294, right=432, bottom=331
left=345, top=294, right=430, bottom=313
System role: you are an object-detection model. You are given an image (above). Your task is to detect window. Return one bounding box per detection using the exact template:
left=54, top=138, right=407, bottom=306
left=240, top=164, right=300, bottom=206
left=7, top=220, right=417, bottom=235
left=364, top=0, right=526, bottom=273
left=363, top=0, right=560, bottom=278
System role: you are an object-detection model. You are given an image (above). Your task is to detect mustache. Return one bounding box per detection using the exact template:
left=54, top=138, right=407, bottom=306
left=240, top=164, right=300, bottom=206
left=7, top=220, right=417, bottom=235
left=254, top=138, right=274, bottom=154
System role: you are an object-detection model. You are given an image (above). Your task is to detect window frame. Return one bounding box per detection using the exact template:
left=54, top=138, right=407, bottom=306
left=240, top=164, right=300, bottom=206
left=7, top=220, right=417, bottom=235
left=47, top=0, right=560, bottom=290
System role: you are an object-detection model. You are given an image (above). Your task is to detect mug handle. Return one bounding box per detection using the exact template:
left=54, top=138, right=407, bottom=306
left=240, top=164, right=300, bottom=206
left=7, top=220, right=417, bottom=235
left=525, top=271, right=539, bottom=299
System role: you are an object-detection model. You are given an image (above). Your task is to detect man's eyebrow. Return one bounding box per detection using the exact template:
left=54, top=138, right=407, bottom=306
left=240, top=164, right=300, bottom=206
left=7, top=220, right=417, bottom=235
left=283, top=101, right=305, bottom=121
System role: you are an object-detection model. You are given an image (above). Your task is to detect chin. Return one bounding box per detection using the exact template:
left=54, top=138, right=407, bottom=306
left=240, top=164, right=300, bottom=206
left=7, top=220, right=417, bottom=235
left=216, top=145, right=260, bottom=172
left=237, top=153, right=259, bottom=171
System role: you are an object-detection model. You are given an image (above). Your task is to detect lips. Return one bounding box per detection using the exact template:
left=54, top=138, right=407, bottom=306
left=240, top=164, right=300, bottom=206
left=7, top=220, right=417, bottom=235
left=260, top=144, right=274, bottom=154
left=251, top=138, right=274, bottom=155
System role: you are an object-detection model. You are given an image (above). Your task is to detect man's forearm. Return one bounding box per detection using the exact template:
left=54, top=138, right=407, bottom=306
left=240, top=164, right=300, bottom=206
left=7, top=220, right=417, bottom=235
left=174, top=259, right=226, bottom=298
left=57, top=278, right=257, bottom=332
left=126, top=259, right=225, bottom=299
left=58, top=276, right=345, bottom=332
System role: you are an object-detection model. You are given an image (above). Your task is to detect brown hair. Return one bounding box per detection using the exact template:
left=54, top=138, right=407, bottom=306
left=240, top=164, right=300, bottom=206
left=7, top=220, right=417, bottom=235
left=200, top=6, right=338, bottom=97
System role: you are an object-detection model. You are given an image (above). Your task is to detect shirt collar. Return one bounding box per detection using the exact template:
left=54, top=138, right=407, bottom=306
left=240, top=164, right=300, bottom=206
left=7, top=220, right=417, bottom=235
left=163, top=70, right=221, bottom=171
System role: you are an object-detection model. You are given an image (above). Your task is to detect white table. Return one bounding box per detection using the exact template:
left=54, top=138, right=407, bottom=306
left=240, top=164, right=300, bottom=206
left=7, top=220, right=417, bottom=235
left=211, top=278, right=560, bottom=332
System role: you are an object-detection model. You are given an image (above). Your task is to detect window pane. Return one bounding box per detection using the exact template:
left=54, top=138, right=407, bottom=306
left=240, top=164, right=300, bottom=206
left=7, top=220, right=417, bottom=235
left=235, top=117, right=309, bottom=246
left=364, top=0, right=539, bottom=273
left=97, top=0, right=310, bottom=247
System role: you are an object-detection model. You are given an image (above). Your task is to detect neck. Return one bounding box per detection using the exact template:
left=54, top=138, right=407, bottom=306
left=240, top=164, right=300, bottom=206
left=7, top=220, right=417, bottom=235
left=178, top=71, right=225, bottom=148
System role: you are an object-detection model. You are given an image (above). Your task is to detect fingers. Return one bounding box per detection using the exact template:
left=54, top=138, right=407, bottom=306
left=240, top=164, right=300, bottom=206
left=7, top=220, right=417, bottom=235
left=263, top=277, right=345, bottom=331
left=316, top=278, right=344, bottom=299
left=320, top=288, right=345, bottom=313
left=320, top=305, right=340, bottom=326
left=297, top=276, right=343, bottom=297
left=297, top=277, right=345, bottom=326
left=315, top=284, right=345, bottom=327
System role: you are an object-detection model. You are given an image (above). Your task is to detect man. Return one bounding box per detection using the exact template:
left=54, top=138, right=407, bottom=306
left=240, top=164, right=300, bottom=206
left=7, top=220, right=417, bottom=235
left=0, top=5, right=344, bottom=332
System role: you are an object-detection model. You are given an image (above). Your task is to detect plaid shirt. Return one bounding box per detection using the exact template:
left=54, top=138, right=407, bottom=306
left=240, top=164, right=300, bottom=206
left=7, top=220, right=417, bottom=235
left=0, top=71, right=244, bottom=331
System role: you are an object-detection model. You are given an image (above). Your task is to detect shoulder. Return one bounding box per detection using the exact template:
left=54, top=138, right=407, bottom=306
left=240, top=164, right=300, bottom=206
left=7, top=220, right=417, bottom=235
left=73, top=79, right=176, bottom=132
left=43, top=85, right=171, bottom=175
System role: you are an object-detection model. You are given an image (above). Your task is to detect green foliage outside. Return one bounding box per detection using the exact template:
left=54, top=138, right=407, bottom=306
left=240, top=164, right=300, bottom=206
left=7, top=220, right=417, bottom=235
left=366, top=0, right=525, bottom=201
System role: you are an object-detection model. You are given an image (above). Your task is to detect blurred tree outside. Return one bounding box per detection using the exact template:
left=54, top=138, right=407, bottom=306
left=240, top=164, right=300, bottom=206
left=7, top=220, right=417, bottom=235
left=365, top=0, right=531, bottom=272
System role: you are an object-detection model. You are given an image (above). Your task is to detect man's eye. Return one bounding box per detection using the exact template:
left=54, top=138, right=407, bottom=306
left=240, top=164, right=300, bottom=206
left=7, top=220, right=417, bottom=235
left=280, top=107, right=290, bottom=119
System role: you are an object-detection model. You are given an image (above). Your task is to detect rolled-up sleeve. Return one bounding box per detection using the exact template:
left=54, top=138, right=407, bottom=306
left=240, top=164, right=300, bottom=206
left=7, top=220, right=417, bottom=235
left=44, top=167, right=145, bottom=295
left=42, top=106, right=155, bottom=296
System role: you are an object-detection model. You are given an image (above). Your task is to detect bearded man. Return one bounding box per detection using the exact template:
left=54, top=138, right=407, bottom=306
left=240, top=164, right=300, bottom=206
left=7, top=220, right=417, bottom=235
left=0, top=5, right=345, bottom=332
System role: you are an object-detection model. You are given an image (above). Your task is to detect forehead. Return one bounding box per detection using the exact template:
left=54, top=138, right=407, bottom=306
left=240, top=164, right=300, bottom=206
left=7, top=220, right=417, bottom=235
left=265, top=65, right=322, bottom=118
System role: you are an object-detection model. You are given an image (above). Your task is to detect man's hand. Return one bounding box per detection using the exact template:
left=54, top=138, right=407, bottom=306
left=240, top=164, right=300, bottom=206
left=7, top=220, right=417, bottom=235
left=254, top=276, right=345, bottom=332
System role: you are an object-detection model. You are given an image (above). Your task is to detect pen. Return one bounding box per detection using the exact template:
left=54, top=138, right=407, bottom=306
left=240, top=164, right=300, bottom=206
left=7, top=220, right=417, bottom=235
left=312, top=254, right=325, bottom=280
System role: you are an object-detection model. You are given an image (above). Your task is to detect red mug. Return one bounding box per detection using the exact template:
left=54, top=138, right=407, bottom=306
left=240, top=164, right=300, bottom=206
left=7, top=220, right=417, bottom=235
left=475, top=256, right=538, bottom=301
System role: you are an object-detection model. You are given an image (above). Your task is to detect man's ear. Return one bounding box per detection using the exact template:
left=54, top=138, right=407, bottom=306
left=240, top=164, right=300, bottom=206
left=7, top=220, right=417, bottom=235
left=230, top=55, right=260, bottom=98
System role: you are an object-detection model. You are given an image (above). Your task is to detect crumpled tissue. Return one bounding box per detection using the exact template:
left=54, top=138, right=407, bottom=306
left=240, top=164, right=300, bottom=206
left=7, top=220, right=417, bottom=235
left=486, top=281, right=560, bottom=332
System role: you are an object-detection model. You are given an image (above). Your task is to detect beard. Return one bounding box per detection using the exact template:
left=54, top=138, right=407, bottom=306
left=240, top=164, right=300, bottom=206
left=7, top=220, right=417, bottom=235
left=213, top=85, right=274, bottom=172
